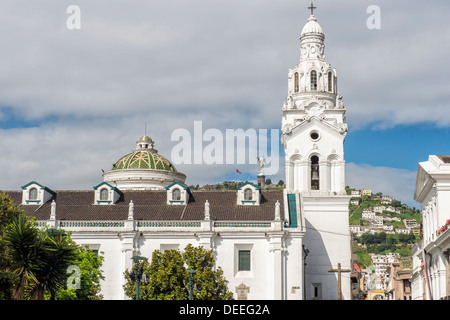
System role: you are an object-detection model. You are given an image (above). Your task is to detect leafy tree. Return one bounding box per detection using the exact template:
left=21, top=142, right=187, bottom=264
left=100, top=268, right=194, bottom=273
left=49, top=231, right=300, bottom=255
left=360, top=232, right=387, bottom=245
left=55, top=245, right=104, bottom=300
left=0, top=192, right=22, bottom=229
left=0, top=192, right=23, bottom=299
left=1, top=191, right=104, bottom=300
left=28, top=229, right=79, bottom=300
left=4, top=216, right=80, bottom=300
left=398, top=233, right=416, bottom=244
left=391, top=200, right=402, bottom=208
left=124, top=244, right=233, bottom=300
left=142, top=249, right=187, bottom=300
left=182, top=244, right=232, bottom=300
left=3, top=215, right=41, bottom=300
left=4, top=218, right=103, bottom=300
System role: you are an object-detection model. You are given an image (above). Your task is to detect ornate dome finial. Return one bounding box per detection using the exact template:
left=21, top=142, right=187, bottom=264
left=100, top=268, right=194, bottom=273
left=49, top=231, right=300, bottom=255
left=301, top=12, right=324, bottom=37
left=136, top=135, right=156, bottom=152
left=307, top=2, right=317, bottom=16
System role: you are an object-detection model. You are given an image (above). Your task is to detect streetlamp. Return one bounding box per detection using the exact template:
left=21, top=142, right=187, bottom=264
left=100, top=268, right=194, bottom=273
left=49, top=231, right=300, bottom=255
left=188, top=269, right=197, bottom=300
left=46, top=228, right=67, bottom=244
left=130, top=255, right=147, bottom=300
left=46, top=228, right=66, bottom=237
left=302, top=245, right=309, bottom=300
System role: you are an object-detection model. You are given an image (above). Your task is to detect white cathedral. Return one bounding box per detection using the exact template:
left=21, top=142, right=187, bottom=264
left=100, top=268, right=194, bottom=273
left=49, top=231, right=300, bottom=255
left=6, top=11, right=353, bottom=300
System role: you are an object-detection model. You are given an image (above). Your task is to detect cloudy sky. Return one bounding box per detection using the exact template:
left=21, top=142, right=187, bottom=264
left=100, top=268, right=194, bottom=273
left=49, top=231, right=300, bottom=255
left=0, top=0, right=449, bottom=207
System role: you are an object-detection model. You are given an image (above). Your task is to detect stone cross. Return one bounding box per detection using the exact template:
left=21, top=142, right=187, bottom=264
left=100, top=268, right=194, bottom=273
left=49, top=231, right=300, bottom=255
left=308, top=2, right=317, bottom=15
left=328, top=263, right=351, bottom=300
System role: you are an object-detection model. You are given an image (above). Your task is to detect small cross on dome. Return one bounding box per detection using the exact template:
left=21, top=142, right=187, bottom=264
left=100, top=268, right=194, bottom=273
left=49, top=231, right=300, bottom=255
left=308, top=2, right=317, bottom=15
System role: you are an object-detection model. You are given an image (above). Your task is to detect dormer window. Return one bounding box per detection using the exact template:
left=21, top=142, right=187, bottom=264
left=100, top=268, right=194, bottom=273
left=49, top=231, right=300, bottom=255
left=93, top=182, right=122, bottom=205
left=244, top=189, right=253, bottom=201
left=29, top=188, right=38, bottom=200
left=99, top=188, right=109, bottom=201
left=237, top=182, right=260, bottom=206
left=166, top=182, right=190, bottom=205
left=21, top=181, right=55, bottom=205
left=172, top=189, right=181, bottom=201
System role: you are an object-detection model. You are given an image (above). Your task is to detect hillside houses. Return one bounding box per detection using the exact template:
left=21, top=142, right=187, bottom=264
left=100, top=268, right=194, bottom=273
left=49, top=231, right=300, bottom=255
left=351, top=189, right=372, bottom=198
left=351, top=205, right=415, bottom=236
left=385, top=206, right=401, bottom=214
left=351, top=190, right=362, bottom=197
left=365, top=253, right=400, bottom=291
left=360, top=252, right=412, bottom=299
left=348, top=189, right=420, bottom=237
left=373, top=206, right=385, bottom=213
left=348, top=188, right=420, bottom=300
left=381, top=196, right=393, bottom=204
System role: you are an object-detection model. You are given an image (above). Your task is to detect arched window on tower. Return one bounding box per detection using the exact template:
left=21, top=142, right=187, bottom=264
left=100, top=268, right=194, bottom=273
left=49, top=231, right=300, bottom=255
left=310, top=70, right=317, bottom=91
left=310, top=155, right=320, bottom=190
left=294, top=72, right=299, bottom=93
left=328, top=72, right=333, bottom=93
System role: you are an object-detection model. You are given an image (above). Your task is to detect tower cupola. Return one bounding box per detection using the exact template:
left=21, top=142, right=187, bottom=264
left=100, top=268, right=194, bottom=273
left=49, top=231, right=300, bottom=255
left=281, top=5, right=348, bottom=195
left=299, top=14, right=325, bottom=62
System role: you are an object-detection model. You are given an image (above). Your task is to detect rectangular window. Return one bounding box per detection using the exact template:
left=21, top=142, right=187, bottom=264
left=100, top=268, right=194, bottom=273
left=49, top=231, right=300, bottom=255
left=238, top=250, right=251, bottom=271
left=312, top=283, right=322, bottom=300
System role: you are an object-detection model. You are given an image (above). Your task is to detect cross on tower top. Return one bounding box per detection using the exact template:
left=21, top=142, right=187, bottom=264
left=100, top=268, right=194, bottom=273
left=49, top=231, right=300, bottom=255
left=308, top=2, right=317, bottom=15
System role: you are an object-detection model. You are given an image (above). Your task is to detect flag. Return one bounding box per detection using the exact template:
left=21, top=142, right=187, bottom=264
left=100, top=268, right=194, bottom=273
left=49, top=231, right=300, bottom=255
left=236, top=169, right=241, bottom=174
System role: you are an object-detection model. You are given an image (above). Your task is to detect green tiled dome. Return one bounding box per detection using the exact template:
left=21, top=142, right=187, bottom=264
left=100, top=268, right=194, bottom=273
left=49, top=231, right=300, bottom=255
left=112, top=136, right=177, bottom=172
left=112, top=151, right=176, bottom=171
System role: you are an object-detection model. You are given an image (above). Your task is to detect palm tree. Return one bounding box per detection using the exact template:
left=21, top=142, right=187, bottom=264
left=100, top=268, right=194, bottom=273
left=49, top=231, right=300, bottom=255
left=3, top=215, right=41, bottom=300
left=29, top=229, right=78, bottom=300
left=4, top=216, right=79, bottom=300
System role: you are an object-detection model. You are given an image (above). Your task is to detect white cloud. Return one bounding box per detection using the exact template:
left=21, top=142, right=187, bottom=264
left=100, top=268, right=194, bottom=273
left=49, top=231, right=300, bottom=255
left=0, top=115, right=282, bottom=190
left=0, top=0, right=448, bottom=129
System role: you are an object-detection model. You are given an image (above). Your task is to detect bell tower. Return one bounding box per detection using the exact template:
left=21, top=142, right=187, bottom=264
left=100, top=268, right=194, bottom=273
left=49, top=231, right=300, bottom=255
left=281, top=10, right=348, bottom=195
left=281, top=6, right=352, bottom=300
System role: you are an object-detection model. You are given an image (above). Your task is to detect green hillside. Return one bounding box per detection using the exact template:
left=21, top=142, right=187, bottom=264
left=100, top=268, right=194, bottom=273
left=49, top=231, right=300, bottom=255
left=346, top=187, right=421, bottom=267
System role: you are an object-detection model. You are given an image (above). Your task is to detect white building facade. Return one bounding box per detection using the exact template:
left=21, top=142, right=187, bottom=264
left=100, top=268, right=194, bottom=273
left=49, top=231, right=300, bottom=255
left=280, top=13, right=352, bottom=300
left=412, top=155, right=450, bottom=300
left=11, top=138, right=305, bottom=300
left=5, top=11, right=352, bottom=300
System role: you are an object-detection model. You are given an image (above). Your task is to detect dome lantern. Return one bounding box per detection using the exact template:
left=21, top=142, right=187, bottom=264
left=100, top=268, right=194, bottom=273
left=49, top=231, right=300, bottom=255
left=136, top=135, right=156, bottom=152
